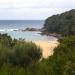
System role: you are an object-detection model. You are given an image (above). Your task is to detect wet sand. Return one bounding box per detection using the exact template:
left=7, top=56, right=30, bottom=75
left=33, top=40, right=59, bottom=58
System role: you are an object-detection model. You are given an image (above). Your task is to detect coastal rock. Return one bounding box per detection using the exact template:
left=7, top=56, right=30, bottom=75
left=40, top=30, right=62, bottom=38
left=22, top=28, right=40, bottom=31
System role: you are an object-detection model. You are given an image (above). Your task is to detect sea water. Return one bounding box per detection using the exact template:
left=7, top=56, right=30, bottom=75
left=0, top=20, right=57, bottom=41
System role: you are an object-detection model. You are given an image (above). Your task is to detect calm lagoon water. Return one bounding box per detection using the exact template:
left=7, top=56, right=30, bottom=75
left=0, top=20, right=57, bottom=41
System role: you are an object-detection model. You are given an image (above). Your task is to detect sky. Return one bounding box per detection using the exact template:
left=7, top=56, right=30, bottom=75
left=0, top=0, right=75, bottom=20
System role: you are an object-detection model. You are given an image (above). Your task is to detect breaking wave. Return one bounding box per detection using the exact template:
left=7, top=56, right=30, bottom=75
left=0, top=29, right=19, bottom=32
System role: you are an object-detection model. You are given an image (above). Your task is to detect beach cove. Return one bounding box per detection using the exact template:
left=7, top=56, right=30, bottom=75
left=0, top=20, right=59, bottom=58
left=0, top=30, right=59, bottom=58
left=8, top=30, right=59, bottom=58
left=34, top=40, right=58, bottom=58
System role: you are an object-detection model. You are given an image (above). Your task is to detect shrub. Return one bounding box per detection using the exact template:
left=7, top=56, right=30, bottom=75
left=0, top=34, right=42, bottom=67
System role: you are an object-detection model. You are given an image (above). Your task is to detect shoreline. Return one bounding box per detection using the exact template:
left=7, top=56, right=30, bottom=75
left=33, top=40, right=59, bottom=58
left=15, top=27, right=62, bottom=39
left=0, top=28, right=59, bottom=58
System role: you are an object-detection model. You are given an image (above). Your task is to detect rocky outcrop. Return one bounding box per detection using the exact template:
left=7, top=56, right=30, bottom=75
left=21, top=28, right=39, bottom=31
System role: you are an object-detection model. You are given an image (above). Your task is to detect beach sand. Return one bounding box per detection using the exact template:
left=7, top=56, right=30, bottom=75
left=33, top=40, right=59, bottom=58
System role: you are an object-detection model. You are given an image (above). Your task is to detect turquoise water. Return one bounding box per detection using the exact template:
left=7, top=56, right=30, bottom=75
left=0, top=20, right=57, bottom=41
left=6, top=31, right=57, bottom=41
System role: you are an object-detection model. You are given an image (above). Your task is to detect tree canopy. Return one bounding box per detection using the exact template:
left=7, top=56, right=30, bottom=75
left=44, top=9, right=75, bottom=36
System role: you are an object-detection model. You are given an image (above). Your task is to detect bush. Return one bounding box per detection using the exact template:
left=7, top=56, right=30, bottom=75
left=0, top=34, right=42, bottom=67
left=0, top=34, right=75, bottom=75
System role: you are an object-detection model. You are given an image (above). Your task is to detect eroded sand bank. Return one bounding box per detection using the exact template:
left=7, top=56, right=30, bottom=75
left=33, top=40, right=59, bottom=58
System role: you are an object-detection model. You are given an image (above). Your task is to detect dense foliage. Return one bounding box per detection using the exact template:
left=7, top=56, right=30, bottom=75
left=0, top=33, right=42, bottom=67
left=47, top=36, right=75, bottom=75
left=44, top=9, right=75, bottom=36
left=0, top=34, right=75, bottom=75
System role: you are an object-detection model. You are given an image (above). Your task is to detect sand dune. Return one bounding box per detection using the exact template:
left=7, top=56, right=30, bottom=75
left=33, top=40, right=59, bottom=58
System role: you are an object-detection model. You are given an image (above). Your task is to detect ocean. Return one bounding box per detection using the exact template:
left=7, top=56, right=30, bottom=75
left=0, top=20, right=57, bottom=41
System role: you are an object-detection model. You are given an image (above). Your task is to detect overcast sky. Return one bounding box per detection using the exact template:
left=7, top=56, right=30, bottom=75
left=0, top=0, right=75, bottom=20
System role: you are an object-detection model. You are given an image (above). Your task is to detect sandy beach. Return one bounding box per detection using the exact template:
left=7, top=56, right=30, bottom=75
left=33, top=40, right=59, bottom=58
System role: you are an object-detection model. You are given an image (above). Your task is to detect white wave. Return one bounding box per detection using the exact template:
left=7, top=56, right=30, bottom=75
left=0, top=29, right=5, bottom=32
left=0, top=29, right=19, bottom=32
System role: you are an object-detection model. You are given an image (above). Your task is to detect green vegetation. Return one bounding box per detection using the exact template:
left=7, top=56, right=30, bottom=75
left=47, top=36, right=75, bottom=75
left=41, top=9, right=75, bottom=75
left=0, top=33, right=42, bottom=68
left=44, top=9, right=75, bottom=36
left=0, top=34, right=75, bottom=75
left=0, top=9, right=75, bottom=75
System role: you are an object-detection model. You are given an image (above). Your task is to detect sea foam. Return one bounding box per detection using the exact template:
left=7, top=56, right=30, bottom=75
left=0, top=29, right=18, bottom=32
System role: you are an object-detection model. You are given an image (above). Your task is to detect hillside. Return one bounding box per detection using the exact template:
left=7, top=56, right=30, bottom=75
left=43, top=9, right=75, bottom=36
